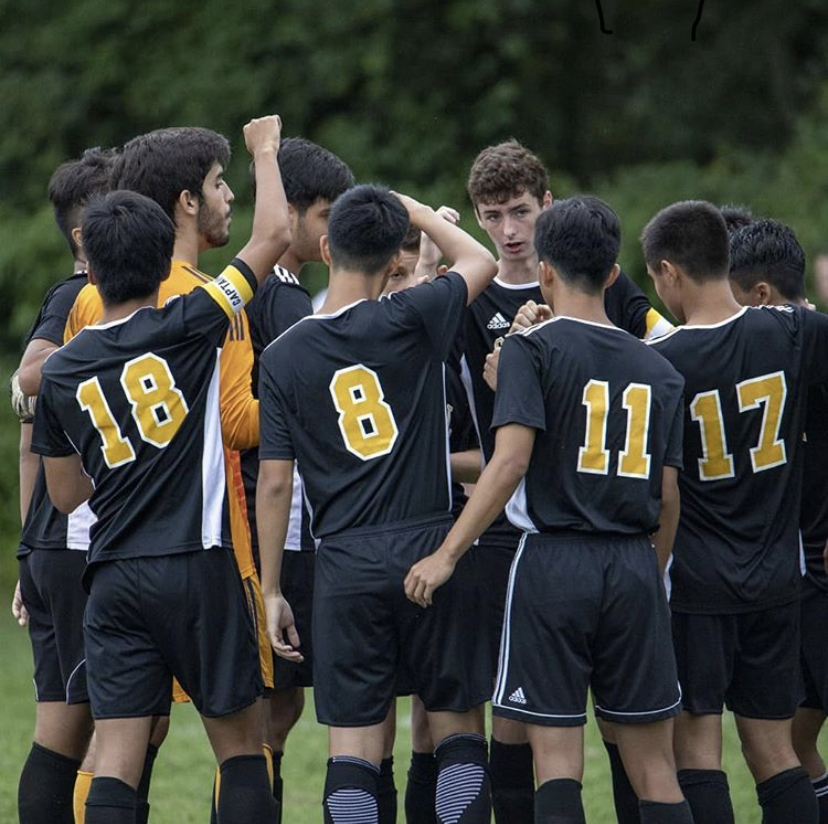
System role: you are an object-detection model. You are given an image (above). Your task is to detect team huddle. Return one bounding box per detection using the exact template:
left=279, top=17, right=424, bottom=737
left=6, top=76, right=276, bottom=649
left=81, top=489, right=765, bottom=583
left=10, top=112, right=828, bottom=824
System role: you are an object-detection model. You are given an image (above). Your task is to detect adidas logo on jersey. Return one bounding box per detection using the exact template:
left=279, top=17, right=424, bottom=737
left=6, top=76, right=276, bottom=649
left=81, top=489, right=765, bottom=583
left=508, top=687, right=528, bottom=705
left=487, top=312, right=510, bottom=330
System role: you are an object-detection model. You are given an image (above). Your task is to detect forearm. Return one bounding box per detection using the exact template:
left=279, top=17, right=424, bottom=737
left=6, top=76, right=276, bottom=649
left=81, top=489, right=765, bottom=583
left=450, top=449, right=482, bottom=484
left=256, top=473, right=293, bottom=597
left=653, top=488, right=680, bottom=575
left=18, top=341, right=57, bottom=396
left=19, top=424, right=37, bottom=524
left=43, top=456, right=93, bottom=514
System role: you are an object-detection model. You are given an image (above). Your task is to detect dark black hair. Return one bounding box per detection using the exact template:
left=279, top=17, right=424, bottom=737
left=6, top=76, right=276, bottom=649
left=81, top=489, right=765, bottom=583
left=729, top=219, right=805, bottom=302
left=47, top=148, right=116, bottom=257
left=641, top=200, right=729, bottom=282
left=111, top=127, right=231, bottom=224
left=534, top=196, right=620, bottom=295
left=719, top=204, right=754, bottom=235
left=326, top=184, right=409, bottom=275
left=400, top=224, right=422, bottom=254
left=82, top=191, right=175, bottom=306
left=250, top=137, right=354, bottom=212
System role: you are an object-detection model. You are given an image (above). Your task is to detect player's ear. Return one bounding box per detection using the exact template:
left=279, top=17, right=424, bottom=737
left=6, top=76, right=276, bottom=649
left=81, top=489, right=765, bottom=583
left=604, top=263, right=620, bottom=290
left=71, top=226, right=84, bottom=259
left=539, top=260, right=554, bottom=288
left=754, top=281, right=772, bottom=306
left=319, top=234, right=332, bottom=266
left=287, top=202, right=299, bottom=233
left=177, top=189, right=199, bottom=219
left=541, top=191, right=553, bottom=209
left=661, top=260, right=680, bottom=286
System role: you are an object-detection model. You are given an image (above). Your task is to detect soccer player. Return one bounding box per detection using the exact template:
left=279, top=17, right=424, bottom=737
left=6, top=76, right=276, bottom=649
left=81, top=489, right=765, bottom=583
left=32, top=114, right=289, bottom=824
left=15, top=147, right=114, bottom=824
left=463, top=139, right=672, bottom=823
left=645, top=201, right=827, bottom=824
left=243, top=136, right=354, bottom=821
left=728, top=219, right=828, bottom=821
left=257, top=185, right=497, bottom=823
left=405, top=195, right=692, bottom=824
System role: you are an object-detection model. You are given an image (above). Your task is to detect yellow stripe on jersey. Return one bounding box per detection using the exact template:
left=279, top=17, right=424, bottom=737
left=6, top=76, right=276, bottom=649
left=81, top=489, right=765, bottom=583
left=201, top=264, right=255, bottom=318
left=644, top=307, right=674, bottom=340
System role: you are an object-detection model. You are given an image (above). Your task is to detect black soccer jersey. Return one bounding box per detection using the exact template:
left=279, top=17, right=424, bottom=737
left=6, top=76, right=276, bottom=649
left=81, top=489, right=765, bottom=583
left=493, top=317, right=684, bottom=535
left=31, top=260, right=258, bottom=567
left=18, top=272, right=95, bottom=559
left=258, top=272, right=468, bottom=538
left=242, top=266, right=315, bottom=553
left=649, top=305, right=828, bottom=613
left=801, top=385, right=828, bottom=591
left=463, top=270, right=665, bottom=547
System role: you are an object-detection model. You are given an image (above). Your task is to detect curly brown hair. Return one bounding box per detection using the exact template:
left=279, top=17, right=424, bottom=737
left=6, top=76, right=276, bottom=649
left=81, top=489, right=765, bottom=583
left=467, top=140, right=548, bottom=208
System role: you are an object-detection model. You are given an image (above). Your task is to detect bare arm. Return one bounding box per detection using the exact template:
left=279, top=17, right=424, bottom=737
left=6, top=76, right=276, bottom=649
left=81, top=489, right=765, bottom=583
left=653, top=466, right=680, bottom=575
left=450, top=448, right=482, bottom=484
left=18, top=339, right=58, bottom=397
left=235, top=116, right=292, bottom=283
left=256, top=458, right=303, bottom=661
left=405, top=424, right=535, bottom=606
left=43, top=455, right=93, bottom=514
left=19, top=423, right=37, bottom=524
left=395, top=194, right=497, bottom=304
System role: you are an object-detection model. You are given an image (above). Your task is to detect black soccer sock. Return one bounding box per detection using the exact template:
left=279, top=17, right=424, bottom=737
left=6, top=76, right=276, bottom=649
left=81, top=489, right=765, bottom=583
left=135, top=743, right=158, bottom=824
left=490, top=738, right=535, bottom=824
left=377, top=756, right=397, bottom=824
left=406, top=751, right=438, bottom=824
left=677, top=769, right=734, bottom=824
left=603, top=740, right=640, bottom=824
left=535, top=778, right=585, bottom=824
left=217, top=754, right=274, bottom=824
left=18, top=742, right=81, bottom=824
left=756, top=766, right=818, bottom=824
left=435, top=733, right=491, bottom=824
left=85, top=776, right=137, bottom=824
left=811, top=772, right=828, bottom=823
left=323, top=756, right=379, bottom=824
left=638, top=799, right=694, bottom=823
left=271, top=750, right=284, bottom=824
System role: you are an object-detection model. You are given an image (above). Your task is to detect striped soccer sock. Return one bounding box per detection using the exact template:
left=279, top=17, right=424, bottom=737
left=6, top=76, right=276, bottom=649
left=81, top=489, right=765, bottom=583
left=323, top=756, right=379, bottom=824
left=434, top=734, right=491, bottom=824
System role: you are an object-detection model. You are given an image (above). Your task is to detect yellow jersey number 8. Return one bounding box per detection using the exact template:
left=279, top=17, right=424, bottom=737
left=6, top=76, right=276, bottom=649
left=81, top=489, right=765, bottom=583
left=76, top=353, right=189, bottom=469
left=329, top=365, right=399, bottom=461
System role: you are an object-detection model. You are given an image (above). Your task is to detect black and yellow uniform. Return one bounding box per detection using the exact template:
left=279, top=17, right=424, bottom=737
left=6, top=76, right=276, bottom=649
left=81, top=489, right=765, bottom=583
left=259, top=272, right=490, bottom=726
left=33, top=261, right=263, bottom=719
left=650, top=304, right=828, bottom=718
left=491, top=317, right=685, bottom=726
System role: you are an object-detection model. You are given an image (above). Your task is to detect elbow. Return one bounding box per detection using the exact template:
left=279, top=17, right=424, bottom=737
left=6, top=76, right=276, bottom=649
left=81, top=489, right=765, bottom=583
left=17, top=366, right=39, bottom=398
left=49, top=490, right=79, bottom=515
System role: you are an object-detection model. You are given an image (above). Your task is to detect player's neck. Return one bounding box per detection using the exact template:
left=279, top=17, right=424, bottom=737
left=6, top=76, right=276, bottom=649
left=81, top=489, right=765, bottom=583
left=99, top=292, right=159, bottom=324
left=277, top=249, right=305, bottom=277
left=173, top=233, right=200, bottom=268
left=319, top=270, right=384, bottom=314
left=681, top=279, right=743, bottom=326
left=551, top=290, right=612, bottom=327
left=496, top=254, right=539, bottom=285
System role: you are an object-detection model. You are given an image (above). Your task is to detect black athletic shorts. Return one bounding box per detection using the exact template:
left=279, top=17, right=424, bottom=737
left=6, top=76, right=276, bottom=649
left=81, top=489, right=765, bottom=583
left=493, top=532, right=681, bottom=727
left=475, top=543, right=517, bottom=677
left=672, top=601, right=801, bottom=719
left=799, top=578, right=828, bottom=712
left=312, top=515, right=491, bottom=727
left=19, top=549, right=89, bottom=704
left=84, top=548, right=263, bottom=719
left=271, top=550, right=315, bottom=693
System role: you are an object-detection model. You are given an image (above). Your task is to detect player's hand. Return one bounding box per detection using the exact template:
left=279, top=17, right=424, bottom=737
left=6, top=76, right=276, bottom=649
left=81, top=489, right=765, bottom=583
left=11, top=580, right=28, bottom=627
left=509, top=300, right=553, bottom=334
left=404, top=550, right=457, bottom=608
left=243, top=115, right=282, bottom=158
left=264, top=591, right=303, bottom=662
left=483, top=347, right=500, bottom=392
left=418, top=206, right=460, bottom=271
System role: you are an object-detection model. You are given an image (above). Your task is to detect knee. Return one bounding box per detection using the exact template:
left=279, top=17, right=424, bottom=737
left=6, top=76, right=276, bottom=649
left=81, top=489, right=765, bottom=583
left=267, top=689, right=305, bottom=748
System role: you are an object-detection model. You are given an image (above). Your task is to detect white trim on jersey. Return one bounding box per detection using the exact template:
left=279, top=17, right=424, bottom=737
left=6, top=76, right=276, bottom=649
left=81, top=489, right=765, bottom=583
left=647, top=306, right=749, bottom=346
left=200, top=350, right=225, bottom=548
left=261, top=299, right=368, bottom=356
left=493, top=277, right=539, bottom=290
left=66, top=501, right=95, bottom=551
left=284, top=465, right=305, bottom=552
left=504, top=478, right=538, bottom=533
left=441, top=363, right=453, bottom=513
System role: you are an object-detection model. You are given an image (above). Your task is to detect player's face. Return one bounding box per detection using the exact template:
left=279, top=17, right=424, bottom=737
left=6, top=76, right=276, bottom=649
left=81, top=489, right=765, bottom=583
left=293, top=199, right=332, bottom=265
left=197, top=162, right=234, bottom=249
left=475, top=192, right=546, bottom=264
left=383, top=251, right=421, bottom=295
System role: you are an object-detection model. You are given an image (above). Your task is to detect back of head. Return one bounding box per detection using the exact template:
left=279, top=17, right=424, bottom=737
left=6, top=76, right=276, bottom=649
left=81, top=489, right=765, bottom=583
left=112, top=127, right=231, bottom=224
left=251, top=138, right=354, bottom=211
left=535, top=196, right=620, bottom=295
left=467, top=139, right=548, bottom=207
left=641, top=200, right=729, bottom=282
left=326, top=185, right=409, bottom=275
left=82, top=191, right=176, bottom=306
left=48, top=148, right=117, bottom=258
left=719, top=204, right=754, bottom=236
left=729, top=219, right=805, bottom=302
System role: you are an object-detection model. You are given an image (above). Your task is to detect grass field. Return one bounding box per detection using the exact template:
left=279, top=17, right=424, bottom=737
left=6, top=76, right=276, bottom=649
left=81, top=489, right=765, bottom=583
left=1, top=611, right=800, bottom=822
